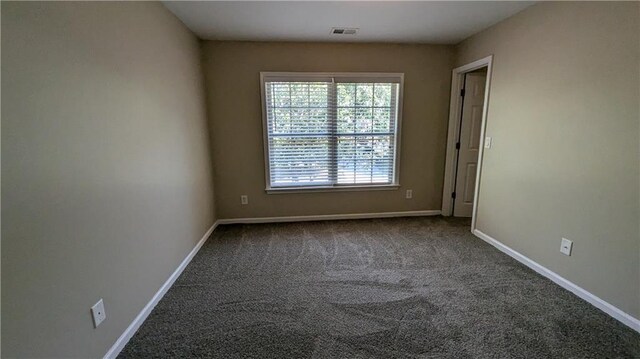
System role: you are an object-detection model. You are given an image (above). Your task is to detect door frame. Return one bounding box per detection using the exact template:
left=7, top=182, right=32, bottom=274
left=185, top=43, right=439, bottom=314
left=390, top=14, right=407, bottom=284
left=441, top=55, right=493, bottom=232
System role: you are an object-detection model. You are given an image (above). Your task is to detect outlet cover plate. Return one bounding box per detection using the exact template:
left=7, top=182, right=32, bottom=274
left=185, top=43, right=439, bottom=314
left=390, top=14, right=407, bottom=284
left=560, top=238, right=573, bottom=256
left=91, top=299, right=106, bottom=328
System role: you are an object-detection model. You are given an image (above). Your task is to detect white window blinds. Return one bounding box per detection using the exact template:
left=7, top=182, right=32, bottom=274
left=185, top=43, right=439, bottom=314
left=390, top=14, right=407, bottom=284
left=262, top=73, right=402, bottom=190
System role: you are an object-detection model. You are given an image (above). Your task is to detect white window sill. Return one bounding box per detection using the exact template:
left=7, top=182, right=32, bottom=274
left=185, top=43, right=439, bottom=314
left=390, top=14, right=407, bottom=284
left=266, top=184, right=400, bottom=194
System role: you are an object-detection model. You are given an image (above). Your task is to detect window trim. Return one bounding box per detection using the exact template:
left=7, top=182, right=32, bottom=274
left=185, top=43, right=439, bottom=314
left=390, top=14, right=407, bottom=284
left=260, top=72, right=404, bottom=193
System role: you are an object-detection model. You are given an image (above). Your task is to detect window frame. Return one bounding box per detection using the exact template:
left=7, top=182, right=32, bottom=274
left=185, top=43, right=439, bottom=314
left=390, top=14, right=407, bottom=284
left=260, top=72, right=404, bottom=193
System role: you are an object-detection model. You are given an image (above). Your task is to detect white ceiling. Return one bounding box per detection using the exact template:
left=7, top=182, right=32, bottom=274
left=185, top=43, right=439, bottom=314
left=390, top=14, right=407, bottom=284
left=162, top=1, right=535, bottom=44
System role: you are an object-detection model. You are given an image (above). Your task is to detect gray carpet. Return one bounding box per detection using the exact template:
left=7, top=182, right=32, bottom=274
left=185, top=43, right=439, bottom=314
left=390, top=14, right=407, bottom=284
left=119, top=217, right=640, bottom=358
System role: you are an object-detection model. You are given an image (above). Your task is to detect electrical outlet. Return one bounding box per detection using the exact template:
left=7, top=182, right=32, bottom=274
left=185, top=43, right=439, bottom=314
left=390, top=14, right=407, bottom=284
left=406, top=189, right=413, bottom=199
left=560, top=238, right=573, bottom=256
left=241, top=195, right=248, bottom=205
left=91, top=299, right=106, bottom=328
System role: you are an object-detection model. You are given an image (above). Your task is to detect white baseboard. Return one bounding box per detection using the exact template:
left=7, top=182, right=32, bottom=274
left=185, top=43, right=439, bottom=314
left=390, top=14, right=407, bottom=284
left=103, top=221, right=219, bottom=359
left=217, top=210, right=442, bottom=224
left=473, top=229, right=640, bottom=333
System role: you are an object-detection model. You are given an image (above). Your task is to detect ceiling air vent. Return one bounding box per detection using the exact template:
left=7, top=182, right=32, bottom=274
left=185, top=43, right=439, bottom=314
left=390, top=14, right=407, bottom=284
left=331, top=27, right=358, bottom=35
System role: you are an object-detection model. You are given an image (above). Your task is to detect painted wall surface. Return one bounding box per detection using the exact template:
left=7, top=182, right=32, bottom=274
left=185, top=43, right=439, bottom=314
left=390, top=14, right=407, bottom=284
left=456, top=1, right=640, bottom=318
left=202, top=41, right=454, bottom=219
left=1, top=2, right=215, bottom=356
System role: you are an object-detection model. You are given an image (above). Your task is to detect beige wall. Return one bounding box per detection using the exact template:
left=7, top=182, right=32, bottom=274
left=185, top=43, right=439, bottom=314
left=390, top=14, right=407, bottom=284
left=202, top=41, right=454, bottom=219
left=1, top=2, right=215, bottom=357
left=456, top=2, right=640, bottom=318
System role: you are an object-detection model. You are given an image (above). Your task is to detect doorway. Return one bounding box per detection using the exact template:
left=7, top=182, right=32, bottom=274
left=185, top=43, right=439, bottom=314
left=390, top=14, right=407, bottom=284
left=442, top=56, right=493, bottom=229
left=453, top=68, right=486, bottom=217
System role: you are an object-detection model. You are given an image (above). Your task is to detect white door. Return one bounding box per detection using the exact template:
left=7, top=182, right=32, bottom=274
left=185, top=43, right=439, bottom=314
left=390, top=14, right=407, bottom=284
left=453, top=70, right=486, bottom=217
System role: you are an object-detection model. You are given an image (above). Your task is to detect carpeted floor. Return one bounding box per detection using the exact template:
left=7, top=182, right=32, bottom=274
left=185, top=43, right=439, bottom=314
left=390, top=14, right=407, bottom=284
left=119, top=217, right=640, bottom=358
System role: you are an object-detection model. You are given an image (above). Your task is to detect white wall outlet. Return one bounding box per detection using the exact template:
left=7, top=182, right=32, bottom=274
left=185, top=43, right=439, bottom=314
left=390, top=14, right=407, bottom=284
left=484, top=136, right=492, bottom=149
left=405, top=189, right=413, bottom=199
left=560, top=238, right=573, bottom=256
left=91, top=299, right=106, bottom=328
left=241, top=195, right=248, bottom=205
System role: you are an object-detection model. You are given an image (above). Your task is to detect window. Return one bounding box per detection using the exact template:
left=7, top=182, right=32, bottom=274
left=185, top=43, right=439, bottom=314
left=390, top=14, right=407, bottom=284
left=261, top=72, right=403, bottom=192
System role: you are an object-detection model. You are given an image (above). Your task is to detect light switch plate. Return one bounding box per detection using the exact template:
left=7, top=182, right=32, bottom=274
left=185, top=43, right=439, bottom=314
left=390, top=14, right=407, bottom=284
left=241, top=195, right=248, bottom=205
left=405, top=189, right=413, bottom=199
left=91, top=299, right=106, bottom=328
left=560, top=238, right=573, bottom=256
left=484, top=136, right=492, bottom=149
